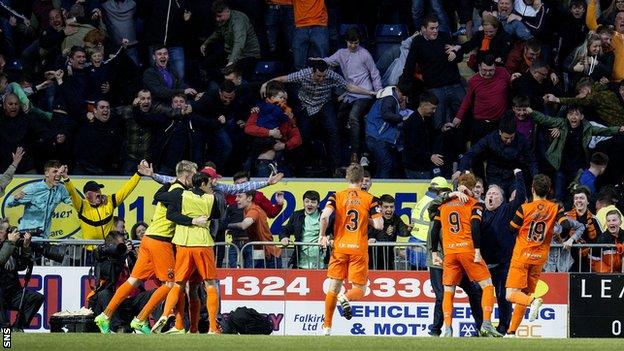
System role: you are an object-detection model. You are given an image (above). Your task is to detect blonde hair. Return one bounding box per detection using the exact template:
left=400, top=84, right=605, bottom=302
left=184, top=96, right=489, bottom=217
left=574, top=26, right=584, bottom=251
left=571, top=32, right=604, bottom=74
left=175, top=160, right=198, bottom=177
left=346, top=163, right=364, bottom=184
left=482, top=14, right=500, bottom=30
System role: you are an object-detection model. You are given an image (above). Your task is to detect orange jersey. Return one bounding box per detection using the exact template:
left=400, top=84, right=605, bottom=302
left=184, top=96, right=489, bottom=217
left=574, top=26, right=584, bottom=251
left=435, top=198, right=483, bottom=254
left=326, top=188, right=381, bottom=254
left=510, top=199, right=566, bottom=265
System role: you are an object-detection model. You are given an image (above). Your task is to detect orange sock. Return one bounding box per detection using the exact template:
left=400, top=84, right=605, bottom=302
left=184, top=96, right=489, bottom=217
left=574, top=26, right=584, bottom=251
left=104, top=281, right=136, bottom=318
left=481, top=285, right=495, bottom=322
left=138, top=284, right=174, bottom=321
left=206, top=285, right=219, bottom=331
left=508, top=291, right=533, bottom=306
left=508, top=304, right=528, bottom=333
left=189, top=298, right=201, bottom=333
left=442, top=291, right=454, bottom=327
left=345, top=286, right=365, bottom=302
left=323, top=291, right=338, bottom=328
left=175, top=291, right=186, bottom=330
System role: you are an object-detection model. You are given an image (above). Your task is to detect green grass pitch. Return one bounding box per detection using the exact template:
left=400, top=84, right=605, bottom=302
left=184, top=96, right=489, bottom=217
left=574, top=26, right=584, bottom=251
left=8, top=334, right=621, bottom=351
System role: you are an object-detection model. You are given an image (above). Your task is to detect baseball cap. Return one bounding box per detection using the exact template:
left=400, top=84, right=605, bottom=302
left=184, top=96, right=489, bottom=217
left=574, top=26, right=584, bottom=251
left=430, top=176, right=451, bottom=191
left=200, top=166, right=222, bottom=179
left=83, top=181, right=104, bottom=193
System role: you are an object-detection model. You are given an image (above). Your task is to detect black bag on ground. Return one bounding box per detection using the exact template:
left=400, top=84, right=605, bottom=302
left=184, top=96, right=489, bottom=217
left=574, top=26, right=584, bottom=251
left=221, top=307, right=273, bottom=335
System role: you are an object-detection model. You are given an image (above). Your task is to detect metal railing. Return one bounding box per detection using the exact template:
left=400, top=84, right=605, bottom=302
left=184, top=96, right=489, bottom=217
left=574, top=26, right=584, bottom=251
left=21, top=239, right=623, bottom=274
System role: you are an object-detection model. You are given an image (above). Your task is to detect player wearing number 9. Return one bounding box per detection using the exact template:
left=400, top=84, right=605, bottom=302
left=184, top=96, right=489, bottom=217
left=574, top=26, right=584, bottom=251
left=430, top=173, right=501, bottom=337
left=505, top=174, right=572, bottom=336
left=318, top=164, right=383, bottom=336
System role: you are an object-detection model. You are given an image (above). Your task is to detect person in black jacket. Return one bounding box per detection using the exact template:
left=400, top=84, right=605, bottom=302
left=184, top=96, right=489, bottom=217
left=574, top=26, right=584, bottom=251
left=142, top=46, right=197, bottom=105
left=451, top=15, right=513, bottom=71
left=367, top=194, right=411, bottom=270
left=402, top=91, right=441, bottom=179
left=510, top=60, right=561, bottom=113
left=279, top=190, right=329, bottom=269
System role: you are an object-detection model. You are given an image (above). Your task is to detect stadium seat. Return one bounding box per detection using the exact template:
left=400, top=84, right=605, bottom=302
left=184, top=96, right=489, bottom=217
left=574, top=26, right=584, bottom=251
left=374, top=24, right=409, bottom=61
left=252, top=61, right=284, bottom=82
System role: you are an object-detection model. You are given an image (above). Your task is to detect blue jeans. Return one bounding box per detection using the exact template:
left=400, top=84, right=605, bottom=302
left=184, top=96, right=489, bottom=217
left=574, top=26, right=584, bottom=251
left=148, top=46, right=185, bottom=81
left=411, top=0, right=450, bottom=33
left=366, top=136, right=399, bottom=179
left=430, top=83, right=465, bottom=130
left=338, top=99, right=373, bottom=156
left=212, top=127, right=234, bottom=172
left=229, top=241, right=253, bottom=268
left=265, top=5, right=295, bottom=52
left=292, top=26, right=329, bottom=70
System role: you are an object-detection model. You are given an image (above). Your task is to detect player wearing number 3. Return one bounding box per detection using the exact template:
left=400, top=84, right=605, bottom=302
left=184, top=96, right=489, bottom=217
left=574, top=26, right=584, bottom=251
left=505, top=174, right=572, bottom=337
left=319, top=164, right=383, bottom=336
left=431, top=173, right=501, bottom=337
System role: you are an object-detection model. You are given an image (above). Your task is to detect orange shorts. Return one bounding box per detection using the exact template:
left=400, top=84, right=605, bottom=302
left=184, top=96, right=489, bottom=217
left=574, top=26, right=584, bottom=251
left=506, top=261, right=543, bottom=292
left=442, top=252, right=491, bottom=286
left=174, top=246, right=216, bottom=282
left=327, top=251, right=368, bottom=285
left=131, top=235, right=175, bottom=282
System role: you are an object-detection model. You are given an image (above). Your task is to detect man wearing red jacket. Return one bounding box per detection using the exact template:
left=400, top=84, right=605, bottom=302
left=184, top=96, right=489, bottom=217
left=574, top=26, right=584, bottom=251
left=245, top=102, right=302, bottom=177
left=224, top=171, right=285, bottom=267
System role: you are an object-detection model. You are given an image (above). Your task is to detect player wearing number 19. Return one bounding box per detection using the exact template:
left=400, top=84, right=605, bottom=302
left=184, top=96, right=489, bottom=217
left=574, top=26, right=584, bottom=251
left=505, top=174, right=572, bottom=337
left=430, top=173, right=501, bottom=337
left=319, top=164, right=383, bottom=336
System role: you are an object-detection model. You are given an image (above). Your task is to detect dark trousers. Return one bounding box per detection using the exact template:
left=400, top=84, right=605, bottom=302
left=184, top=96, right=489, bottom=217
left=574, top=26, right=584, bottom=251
left=337, top=98, right=373, bottom=156
left=429, top=267, right=483, bottom=336
left=489, top=263, right=512, bottom=334
left=0, top=285, right=44, bottom=329
left=297, top=102, right=340, bottom=170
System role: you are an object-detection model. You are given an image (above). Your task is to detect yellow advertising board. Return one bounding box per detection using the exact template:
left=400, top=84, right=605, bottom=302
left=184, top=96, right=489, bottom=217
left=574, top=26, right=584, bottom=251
left=0, top=176, right=431, bottom=239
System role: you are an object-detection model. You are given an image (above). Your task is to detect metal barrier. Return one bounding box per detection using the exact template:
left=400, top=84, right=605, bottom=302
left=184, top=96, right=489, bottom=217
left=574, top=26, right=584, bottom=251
left=23, top=239, right=623, bottom=274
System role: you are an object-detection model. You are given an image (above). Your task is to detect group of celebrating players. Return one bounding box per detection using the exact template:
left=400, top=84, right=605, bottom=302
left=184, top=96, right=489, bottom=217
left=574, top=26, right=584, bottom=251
left=91, top=159, right=563, bottom=338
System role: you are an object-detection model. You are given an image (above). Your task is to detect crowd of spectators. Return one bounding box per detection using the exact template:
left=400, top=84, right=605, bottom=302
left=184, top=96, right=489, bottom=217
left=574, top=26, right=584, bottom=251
left=1, top=0, right=624, bottom=275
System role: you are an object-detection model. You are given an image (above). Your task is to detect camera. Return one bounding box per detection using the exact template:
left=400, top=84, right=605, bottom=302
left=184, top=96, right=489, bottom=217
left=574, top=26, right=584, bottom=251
left=7, top=227, right=66, bottom=263
left=95, top=242, right=128, bottom=261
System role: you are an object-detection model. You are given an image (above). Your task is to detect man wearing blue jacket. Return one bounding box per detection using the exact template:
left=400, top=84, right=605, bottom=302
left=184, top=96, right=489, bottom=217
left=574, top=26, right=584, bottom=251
left=6, top=160, right=71, bottom=238
left=480, top=168, right=526, bottom=334
left=365, top=80, right=411, bottom=178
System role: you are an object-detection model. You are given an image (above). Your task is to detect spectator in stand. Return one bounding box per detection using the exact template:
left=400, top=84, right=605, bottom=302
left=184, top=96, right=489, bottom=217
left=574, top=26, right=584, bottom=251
left=579, top=152, right=609, bottom=194
left=592, top=209, right=624, bottom=273
left=401, top=14, right=464, bottom=132
left=452, top=54, right=511, bottom=143
left=38, top=9, right=66, bottom=71
left=244, top=81, right=302, bottom=176
left=0, top=93, right=58, bottom=173
left=140, top=0, right=191, bottom=80
left=456, top=114, right=537, bottom=195
left=219, top=63, right=260, bottom=112
left=200, top=0, right=261, bottom=81
left=6, top=160, right=71, bottom=238
left=511, top=60, right=560, bottom=113
left=118, top=90, right=153, bottom=175
left=130, top=221, right=148, bottom=241
left=481, top=0, right=532, bottom=41
left=101, top=0, right=140, bottom=65
left=142, top=46, right=197, bottom=105
left=261, top=59, right=375, bottom=176
left=544, top=78, right=624, bottom=127
left=564, top=33, right=614, bottom=90
left=0, top=147, right=23, bottom=197
left=291, top=0, right=329, bottom=70
left=193, top=80, right=245, bottom=173
left=566, top=187, right=600, bottom=272
left=587, top=0, right=624, bottom=82
left=505, top=95, right=534, bottom=146
left=280, top=190, right=326, bottom=269
left=228, top=190, right=282, bottom=268
left=54, top=46, right=89, bottom=133
left=73, top=100, right=123, bottom=175
left=265, top=0, right=295, bottom=55
left=61, top=4, right=105, bottom=54
left=553, top=0, right=588, bottom=72
left=598, top=0, right=624, bottom=26
left=402, top=91, right=441, bottom=179
left=411, top=0, right=450, bottom=34
left=367, top=194, right=411, bottom=270
left=513, top=0, right=549, bottom=40
left=527, top=106, right=623, bottom=200
left=316, top=27, right=382, bottom=165
left=506, top=38, right=547, bottom=76
left=451, top=15, right=513, bottom=71
left=595, top=187, right=624, bottom=231
left=365, top=81, right=410, bottom=179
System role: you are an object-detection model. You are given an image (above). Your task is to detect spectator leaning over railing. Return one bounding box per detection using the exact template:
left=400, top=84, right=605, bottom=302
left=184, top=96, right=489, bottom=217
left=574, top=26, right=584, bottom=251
left=566, top=187, right=600, bottom=272
left=0, top=147, right=23, bottom=197
left=280, top=190, right=327, bottom=269
left=367, top=194, right=411, bottom=270
left=591, top=209, right=624, bottom=273
left=6, top=159, right=70, bottom=238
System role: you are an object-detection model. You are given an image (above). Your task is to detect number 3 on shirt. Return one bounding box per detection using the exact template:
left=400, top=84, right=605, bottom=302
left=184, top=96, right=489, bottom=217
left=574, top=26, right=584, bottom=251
left=448, top=211, right=461, bottom=234
left=346, top=209, right=360, bottom=231
left=528, top=221, right=546, bottom=243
